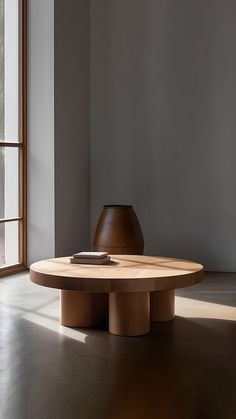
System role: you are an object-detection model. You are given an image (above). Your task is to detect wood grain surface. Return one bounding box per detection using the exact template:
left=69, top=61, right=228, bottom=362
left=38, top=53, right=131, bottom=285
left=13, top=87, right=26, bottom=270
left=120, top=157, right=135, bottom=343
left=30, top=255, right=203, bottom=293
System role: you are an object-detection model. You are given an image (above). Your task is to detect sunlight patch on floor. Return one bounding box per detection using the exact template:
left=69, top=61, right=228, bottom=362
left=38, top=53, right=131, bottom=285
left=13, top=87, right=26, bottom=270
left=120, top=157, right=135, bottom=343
left=22, top=312, right=87, bottom=343
left=176, top=296, right=236, bottom=321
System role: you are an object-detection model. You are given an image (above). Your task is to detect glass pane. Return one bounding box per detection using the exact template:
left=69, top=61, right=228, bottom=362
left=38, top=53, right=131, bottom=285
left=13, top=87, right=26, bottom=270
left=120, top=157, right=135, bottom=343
left=0, top=222, right=4, bottom=264
left=0, top=220, right=19, bottom=266
left=0, top=147, right=19, bottom=218
left=0, top=0, right=4, bottom=139
left=0, top=147, right=3, bottom=218
left=0, top=0, right=19, bottom=142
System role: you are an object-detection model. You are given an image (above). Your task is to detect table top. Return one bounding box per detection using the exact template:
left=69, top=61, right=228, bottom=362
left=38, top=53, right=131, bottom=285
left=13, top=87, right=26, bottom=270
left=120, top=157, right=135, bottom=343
left=30, top=255, right=203, bottom=293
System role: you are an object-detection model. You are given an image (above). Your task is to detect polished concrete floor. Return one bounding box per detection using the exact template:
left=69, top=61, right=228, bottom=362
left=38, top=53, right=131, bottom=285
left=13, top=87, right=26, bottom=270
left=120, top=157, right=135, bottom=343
left=0, top=272, right=235, bottom=419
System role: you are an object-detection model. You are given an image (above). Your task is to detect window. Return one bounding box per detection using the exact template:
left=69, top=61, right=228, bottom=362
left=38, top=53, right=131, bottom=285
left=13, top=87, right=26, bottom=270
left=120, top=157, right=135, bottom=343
left=0, top=0, right=26, bottom=276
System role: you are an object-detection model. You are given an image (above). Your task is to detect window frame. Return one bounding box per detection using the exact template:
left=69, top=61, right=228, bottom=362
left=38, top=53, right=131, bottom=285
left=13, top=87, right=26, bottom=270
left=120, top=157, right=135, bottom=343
left=0, top=0, right=27, bottom=277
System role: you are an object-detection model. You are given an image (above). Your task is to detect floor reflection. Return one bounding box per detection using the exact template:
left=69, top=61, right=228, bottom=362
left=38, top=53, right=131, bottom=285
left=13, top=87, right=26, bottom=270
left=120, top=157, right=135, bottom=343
left=0, top=271, right=235, bottom=419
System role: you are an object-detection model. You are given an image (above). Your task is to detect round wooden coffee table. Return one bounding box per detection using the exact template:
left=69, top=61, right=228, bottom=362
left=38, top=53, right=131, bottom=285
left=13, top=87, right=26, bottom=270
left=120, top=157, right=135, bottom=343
left=30, top=255, right=203, bottom=336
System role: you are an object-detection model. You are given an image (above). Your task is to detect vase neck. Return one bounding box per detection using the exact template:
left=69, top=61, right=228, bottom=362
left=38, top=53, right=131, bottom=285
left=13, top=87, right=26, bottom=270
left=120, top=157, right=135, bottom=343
left=103, top=205, right=132, bottom=208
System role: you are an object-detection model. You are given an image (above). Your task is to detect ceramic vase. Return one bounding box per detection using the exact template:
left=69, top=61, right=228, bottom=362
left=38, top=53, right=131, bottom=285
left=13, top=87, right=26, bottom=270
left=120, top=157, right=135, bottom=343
left=93, top=205, right=144, bottom=254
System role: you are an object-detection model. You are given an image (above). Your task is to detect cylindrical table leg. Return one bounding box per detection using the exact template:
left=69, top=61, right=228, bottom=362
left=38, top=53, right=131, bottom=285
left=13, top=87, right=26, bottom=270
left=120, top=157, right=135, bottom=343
left=109, top=292, right=150, bottom=336
left=60, top=290, right=108, bottom=327
left=150, top=289, right=175, bottom=322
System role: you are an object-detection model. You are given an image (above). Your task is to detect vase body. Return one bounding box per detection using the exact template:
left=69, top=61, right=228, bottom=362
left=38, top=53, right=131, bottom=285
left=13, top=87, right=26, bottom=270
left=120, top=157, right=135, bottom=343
left=93, top=205, right=144, bottom=255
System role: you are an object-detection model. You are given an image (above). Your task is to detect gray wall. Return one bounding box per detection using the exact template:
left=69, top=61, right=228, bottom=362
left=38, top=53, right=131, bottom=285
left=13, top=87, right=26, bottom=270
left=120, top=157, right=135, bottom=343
left=28, top=0, right=90, bottom=265
left=28, top=0, right=55, bottom=265
left=54, top=0, right=90, bottom=256
left=90, top=0, right=236, bottom=271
